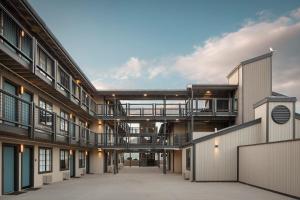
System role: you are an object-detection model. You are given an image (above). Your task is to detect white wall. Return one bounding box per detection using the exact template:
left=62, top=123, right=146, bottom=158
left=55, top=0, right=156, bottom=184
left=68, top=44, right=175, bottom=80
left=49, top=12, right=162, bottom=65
left=239, top=140, right=300, bottom=198
left=182, top=147, right=193, bottom=181
left=193, top=132, right=214, bottom=140
left=195, top=123, right=262, bottom=181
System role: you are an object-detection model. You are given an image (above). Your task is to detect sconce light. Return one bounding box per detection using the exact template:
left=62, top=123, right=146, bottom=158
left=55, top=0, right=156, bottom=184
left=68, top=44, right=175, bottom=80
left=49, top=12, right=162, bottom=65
left=85, top=150, right=88, bottom=156
left=70, top=113, right=73, bottom=119
left=214, top=144, right=219, bottom=148
left=98, top=120, right=102, bottom=126
left=144, top=93, right=147, bottom=97
left=20, top=86, right=24, bottom=94
left=146, top=118, right=150, bottom=121
left=69, top=149, right=73, bottom=155
left=85, top=122, right=88, bottom=127
left=20, top=144, right=24, bottom=153
left=21, top=30, right=25, bottom=37
left=76, top=79, right=81, bottom=84
left=175, top=94, right=178, bottom=97
left=175, top=118, right=179, bottom=122
left=112, top=93, right=115, bottom=97
left=97, top=148, right=102, bottom=152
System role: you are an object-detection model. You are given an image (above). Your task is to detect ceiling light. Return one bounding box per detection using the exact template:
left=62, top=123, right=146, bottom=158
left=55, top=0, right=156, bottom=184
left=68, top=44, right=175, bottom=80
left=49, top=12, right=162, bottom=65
left=144, top=93, right=147, bottom=97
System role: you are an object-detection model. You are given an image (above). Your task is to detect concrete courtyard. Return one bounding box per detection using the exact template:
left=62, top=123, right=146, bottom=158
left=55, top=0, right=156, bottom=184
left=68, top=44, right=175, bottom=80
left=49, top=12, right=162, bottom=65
left=1, top=167, right=295, bottom=200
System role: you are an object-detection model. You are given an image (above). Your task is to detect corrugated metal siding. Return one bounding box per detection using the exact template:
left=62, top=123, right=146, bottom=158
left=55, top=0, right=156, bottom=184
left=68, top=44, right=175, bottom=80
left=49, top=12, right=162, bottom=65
left=268, top=102, right=293, bottom=142
left=195, top=123, right=262, bottom=181
left=296, top=119, right=300, bottom=139
left=239, top=140, right=300, bottom=198
left=237, top=68, right=243, bottom=124
left=254, top=104, right=267, bottom=142
left=243, top=57, right=272, bottom=122
left=182, top=147, right=193, bottom=180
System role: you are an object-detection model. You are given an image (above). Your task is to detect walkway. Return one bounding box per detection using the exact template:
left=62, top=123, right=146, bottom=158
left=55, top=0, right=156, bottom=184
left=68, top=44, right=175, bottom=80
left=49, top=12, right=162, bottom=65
left=2, top=167, right=295, bottom=200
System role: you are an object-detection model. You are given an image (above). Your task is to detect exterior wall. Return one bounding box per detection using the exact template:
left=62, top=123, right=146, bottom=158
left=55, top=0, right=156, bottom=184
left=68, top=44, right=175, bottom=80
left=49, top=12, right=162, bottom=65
left=89, top=150, right=104, bottom=174
left=195, top=123, right=262, bottom=181
left=239, top=140, right=300, bottom=198
left=193, top=132, right=214, bottom=140
left=296, top=118, right=300, bottom=139
left=228, top=69, right=239, bottom=85
left=254, top=104, right=267, bottom=142
left=268, top=102, right=294, bottom=142
left=242, top=56, right=272, bottom=123
left=173, top=150, right=182, bottom=173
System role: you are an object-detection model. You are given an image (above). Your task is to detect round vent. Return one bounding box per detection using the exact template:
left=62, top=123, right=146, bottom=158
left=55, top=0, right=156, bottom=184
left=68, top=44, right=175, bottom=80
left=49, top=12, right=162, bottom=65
left=271, top=105, right=291, bottom=124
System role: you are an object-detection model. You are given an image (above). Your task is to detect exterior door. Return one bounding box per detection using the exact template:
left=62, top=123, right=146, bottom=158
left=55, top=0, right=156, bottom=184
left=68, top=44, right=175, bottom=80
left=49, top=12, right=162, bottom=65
left=70, top=151, right=75, bottom=177
left=21, top=146, right=33, bottom=189
left=3, top=81, right=17, bottom=126
left=86, top=152, right=90, bottom=174
left=3, top=145, right=17, bottom=194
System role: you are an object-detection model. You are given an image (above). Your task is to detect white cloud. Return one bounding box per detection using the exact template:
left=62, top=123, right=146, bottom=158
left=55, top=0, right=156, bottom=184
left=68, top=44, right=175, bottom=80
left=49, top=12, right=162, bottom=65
left=148, top=66, right=166, bottom=79
left=112, top=57, right=145, bottom=80
left=291, top=7, right=300, bottom=19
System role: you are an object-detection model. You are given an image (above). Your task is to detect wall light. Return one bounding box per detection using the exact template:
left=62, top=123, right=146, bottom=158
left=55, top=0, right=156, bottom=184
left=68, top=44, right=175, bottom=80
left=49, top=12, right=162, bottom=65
left=97, top=148, right=102, bottom=152
left=76, top=80, right=81, bottom=84
left=85, top=150, right=88, bottom=156
left=205, top=90, right=212, bottom=95
left=85, top=122, right=88, bottom=127
left=146, top=118, right=150, bottom=121
left=112, top=93, right=115, bottom=97
left=98, top=120, right=102, bottom=126
left=214, top=144, right=219, bottom=148
left=20, top=86, right=24, bottom=94
left=20, top=144, right=24, bottom=153
left=70, top=113, right=73, bottom=119
left=21, top=30, right=25, bottom=37
left=144, top=93, right=147, bottom=97
left=176, top=118, right=179, bottom=122
left=69, top=149, right=73, bottom=155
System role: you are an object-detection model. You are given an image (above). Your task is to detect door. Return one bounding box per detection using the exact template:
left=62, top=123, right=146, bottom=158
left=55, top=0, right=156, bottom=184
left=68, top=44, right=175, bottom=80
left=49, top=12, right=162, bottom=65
left=70, top=151, right=75, bottom=177
left=21, top=146, right=32, bottom=189
left=86, top=152, right=90, bottom=174
left=3, top=81, right=17, bottom=126
left=3, top=145, right=17, bottom=194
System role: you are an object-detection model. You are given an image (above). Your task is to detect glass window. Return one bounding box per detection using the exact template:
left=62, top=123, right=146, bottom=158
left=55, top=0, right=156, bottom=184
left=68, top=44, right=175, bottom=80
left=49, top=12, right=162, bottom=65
left=60, top=150, right=69, bottom=171
left=58, top=67, right=70, bottom=90
left=60, top=110, right=69, bottom=132
left=39, top=98, right=53, bottom=126
left=39, top=147, right=52, bottom=173
left=37, top=47, right=54, bottom=77
left=79, top=150, right=86, bottom=168
left=217, top=99, right=229, bottom=112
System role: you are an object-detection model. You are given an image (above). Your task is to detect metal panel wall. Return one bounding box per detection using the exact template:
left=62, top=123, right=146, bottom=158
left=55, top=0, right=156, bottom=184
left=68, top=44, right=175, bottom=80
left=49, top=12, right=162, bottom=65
left=195, top=123, right=262, bottom=181
left=239, top=140, right=300, bottom=198
left=242, top=57, right=272, bottom=123
left=296, top=119, right=300, bottom=139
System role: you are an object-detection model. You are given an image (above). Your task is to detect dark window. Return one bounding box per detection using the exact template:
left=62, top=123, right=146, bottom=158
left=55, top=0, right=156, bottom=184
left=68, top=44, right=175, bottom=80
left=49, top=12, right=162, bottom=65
left=233, top=98, right=238, bottom=112
left=36, top=47, right=54, bottom=77
left=60, top=110, right=69, bottom=132
left=58, top=67, right=70, bottom=91
left=39, top=98, right=53, bottom=126
left=39, top=147, right=52, bottom=173
left=186, top=148, right=191, bottom=170
left=60, top=150, right=69, bottom=171
left=79, top=150, right=86, bottom=168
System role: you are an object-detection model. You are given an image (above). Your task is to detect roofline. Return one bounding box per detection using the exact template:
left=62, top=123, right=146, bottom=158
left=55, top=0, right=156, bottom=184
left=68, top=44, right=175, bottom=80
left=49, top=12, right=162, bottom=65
left=227, top=52, right=273, bottom=78
left=253, top=96, right=297, bottom=109
left=20, top=0, right=96, bottom=92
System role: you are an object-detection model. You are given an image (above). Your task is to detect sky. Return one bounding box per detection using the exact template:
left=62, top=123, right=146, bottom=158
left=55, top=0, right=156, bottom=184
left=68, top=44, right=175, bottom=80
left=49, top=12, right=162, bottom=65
left=28, top=0, right=300, bottom=110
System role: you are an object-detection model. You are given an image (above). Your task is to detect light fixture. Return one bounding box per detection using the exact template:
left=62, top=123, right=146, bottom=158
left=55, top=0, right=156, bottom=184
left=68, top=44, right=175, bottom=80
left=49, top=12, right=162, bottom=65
left=69, top=149, right=73, bottom=155
left=20, top=86, right=24, bottom=94
left=85, top=122, right=88, bottom=127
left=175, top=118, right=179, bottom=122
left=76, top=79, right=81, bottom=84
left=144, top=93, right=147, bottom=97
left=20, top=144, right=24, bottom=153
left=214, top=144, right=219, bottom=148
left=21, top=30, right=25, bottom=37
left=205, top=90, right=212, bottom=95
left=112, top=93, right=115, bottom=97
left=85, top=150, right=88, bottom=156
left=175, top=94, right=178, bottom=97
left=97, top=148, right=102, bottom=152
left=98, top=120, right=102, bottom=125
left=70, top=113, right=73, bottom=118
left=146, top=118, right=150, bottom=121
left=117, top=119, right=120, bottom=121
left=85, top=94, right=88, bottom=98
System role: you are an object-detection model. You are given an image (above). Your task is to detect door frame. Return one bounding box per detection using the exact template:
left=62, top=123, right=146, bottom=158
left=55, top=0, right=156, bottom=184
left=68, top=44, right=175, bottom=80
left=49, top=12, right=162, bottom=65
left=2, top=143, right=19, bottom=195
left=21, top=145, right=34, bottom=189
left=70, top=150, right=76, bottom=177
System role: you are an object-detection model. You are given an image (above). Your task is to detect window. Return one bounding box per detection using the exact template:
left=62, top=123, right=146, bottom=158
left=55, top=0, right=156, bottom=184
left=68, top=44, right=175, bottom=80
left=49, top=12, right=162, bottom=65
left=186, top=148, right=191, bottom=171
left=79, top=150, right=85, bottom=168
left=233, top=98, right=238, bottom=112
left=72, top=81, right=80, bottom=98
left=60, top=110, right=69, bottom=132
left=58, top=67, right=70, bottom=91
left=36, top=47, right=54, bottom=77
left=60, top=150, right=69, bottom=171
left=81, top=90, right=89, bottom=106
left=39, top=98, right=53, bottom=126
left=39, top=147, right=52, bottom=173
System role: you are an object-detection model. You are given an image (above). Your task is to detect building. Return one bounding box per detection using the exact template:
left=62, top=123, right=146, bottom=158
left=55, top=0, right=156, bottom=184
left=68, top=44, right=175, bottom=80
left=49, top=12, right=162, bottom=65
left=0, top=0, right=299, bottom=198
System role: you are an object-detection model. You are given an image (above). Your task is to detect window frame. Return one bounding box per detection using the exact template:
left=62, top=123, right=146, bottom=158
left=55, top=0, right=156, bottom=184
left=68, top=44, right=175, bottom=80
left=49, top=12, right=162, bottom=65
left=38, top=98, right=53, bottom=127
left=186, top=148, right=191, bottom=171
left=60, top=110, right=69, bottom=132
left=79, top=150, right=86, bottom=168
left=38, top=147, right=52, bottom=174
left=60, top=149, right=70, bottom=171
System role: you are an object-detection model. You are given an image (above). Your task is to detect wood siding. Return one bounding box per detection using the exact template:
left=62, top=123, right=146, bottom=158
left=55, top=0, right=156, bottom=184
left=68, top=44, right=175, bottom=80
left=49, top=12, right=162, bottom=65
left=195, top=123, right=262, bottom=181
left=239, top=140, right=300, bottom=198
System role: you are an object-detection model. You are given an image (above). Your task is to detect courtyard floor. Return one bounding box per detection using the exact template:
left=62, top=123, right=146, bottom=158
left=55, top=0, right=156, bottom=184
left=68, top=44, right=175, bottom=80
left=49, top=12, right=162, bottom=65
left=1, top=167, right=295, bottom=200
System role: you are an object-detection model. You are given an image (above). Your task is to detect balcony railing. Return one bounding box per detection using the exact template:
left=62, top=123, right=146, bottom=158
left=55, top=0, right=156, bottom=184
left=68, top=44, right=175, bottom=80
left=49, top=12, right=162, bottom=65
left=0, top=89, right=101, bottom=147
left=97, top=98, right=236, bottom=118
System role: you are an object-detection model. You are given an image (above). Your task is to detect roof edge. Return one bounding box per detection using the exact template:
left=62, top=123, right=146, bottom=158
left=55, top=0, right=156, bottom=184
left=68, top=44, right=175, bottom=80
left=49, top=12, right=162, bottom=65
left=253, top=96, right=297, bottom=109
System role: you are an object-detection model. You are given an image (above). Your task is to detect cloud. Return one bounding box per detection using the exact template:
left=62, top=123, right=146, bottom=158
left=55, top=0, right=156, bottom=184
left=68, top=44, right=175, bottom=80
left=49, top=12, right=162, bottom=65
left=112, top=57, right=145, bottom=80
left=147, top=66, right=166, bottom=79
left=173, top=7, right=300, bottom=111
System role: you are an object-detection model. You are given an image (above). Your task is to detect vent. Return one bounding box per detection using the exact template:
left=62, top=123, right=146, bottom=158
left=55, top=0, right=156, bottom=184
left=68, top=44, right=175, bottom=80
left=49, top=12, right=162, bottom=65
left=42, top=175, right=52, bottom=185
left=271, top=105, right=291, bottom=124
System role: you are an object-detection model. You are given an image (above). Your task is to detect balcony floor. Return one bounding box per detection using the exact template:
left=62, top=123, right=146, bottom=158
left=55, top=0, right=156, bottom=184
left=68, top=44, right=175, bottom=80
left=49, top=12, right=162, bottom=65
left=2, top=167, right=294, bottom=200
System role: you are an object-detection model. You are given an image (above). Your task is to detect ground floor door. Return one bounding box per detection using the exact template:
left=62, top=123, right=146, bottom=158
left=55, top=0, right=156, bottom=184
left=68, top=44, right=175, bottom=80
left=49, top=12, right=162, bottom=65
left=86, top=152, right=90, bottom=174
left=2, top=145, right=18, bottom=194
left=70, top=151, right=75, bottom=177
left=21, top=146, right=33, bottom=189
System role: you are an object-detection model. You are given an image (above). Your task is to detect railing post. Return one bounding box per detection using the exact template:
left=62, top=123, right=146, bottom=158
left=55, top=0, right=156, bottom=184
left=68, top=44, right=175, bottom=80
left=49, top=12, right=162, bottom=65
left=53, top=60, right=58, bottom=89
left=31, top=37, right=37, bottom=74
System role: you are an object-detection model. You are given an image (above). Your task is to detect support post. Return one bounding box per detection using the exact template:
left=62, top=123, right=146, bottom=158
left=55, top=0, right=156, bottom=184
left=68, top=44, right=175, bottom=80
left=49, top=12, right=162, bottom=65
left=163, top=149, right=166, bottom=174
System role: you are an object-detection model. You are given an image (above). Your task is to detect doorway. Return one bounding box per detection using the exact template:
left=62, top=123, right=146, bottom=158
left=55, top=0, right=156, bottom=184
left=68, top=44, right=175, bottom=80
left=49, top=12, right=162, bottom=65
left=21, top=146, right=33, bottom=189
left=2, top=144, right=18, bottom=194
left=70, top=150, right=76, bottom=177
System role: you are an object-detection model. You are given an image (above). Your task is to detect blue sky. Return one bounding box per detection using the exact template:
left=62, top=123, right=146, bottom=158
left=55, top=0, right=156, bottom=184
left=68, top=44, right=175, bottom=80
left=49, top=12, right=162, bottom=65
left=28, top=1, right=300, bottom=108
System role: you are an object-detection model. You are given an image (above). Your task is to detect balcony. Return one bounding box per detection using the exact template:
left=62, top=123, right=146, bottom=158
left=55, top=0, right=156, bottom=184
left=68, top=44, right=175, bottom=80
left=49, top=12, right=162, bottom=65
left=96, top=98, right=237, bottom=120
left=0, top=6, right=96, bottom=119
left=0, top=89, right=101, bottom=148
